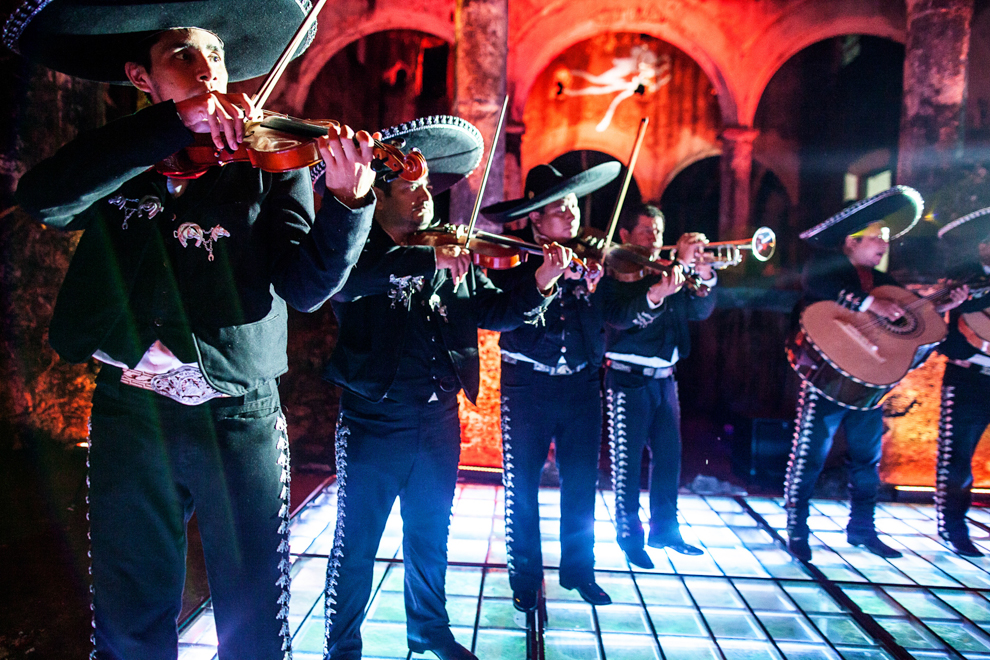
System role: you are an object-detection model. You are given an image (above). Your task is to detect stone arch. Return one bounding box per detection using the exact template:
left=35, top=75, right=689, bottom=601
left=740, top=0, right=906, bottom=126
left=274, top=9, right=455, bottom=114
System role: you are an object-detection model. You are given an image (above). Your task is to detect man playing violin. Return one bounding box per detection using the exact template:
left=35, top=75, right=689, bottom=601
left=599, top=204, right=717, bottom=569
left=785, top=189, right=968, bottom=563
left=934, top=213, right=990, bottom=557
left=483, top=162, right=662, bottom=612
left=321, top=117, right=572, bottom=660
left=6, top=2, right=377, bottom=656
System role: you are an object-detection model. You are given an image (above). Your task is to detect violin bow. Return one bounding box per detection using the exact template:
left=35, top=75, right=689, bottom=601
left=602, top=117, right=649, bottom=259
left=253, top=0, right=329, bottom=110
left=463, top=95, right=510, bottom=242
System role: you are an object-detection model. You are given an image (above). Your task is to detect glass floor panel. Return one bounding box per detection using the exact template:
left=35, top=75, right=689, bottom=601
left=178, top=483, right=990, bottom=658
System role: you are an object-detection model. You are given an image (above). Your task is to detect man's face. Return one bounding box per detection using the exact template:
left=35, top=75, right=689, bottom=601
left=844, top=224, right=889, bottom=268
left=376, top=176, right=434, bottom=236
left=126, top=28, right=228, bottom=104
left=530, top=193, right=580, bottom=242
left=620, top=214, right=664, bottom=256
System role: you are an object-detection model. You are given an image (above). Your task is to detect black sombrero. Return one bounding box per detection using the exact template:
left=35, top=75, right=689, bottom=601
left=311, top=115, right=484, bottom=195
left=938, top=206, right=990, bottom=245
left=799, top=185, right=924, bottom=249
left=481, top=162, right=621, bottom=223
left=2, top=0, right=315, bottom=83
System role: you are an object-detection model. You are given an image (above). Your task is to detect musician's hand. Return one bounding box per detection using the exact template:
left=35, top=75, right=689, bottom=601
left=536, top=243, right=573, bottom=292
left=675, top=232, right=709, bottom=269
left=318, top=125, right=378, bottom=209
left=647, top=265, right=686, bottom=305
left=435, top=244, right=471, bottom=287
left=935, top=285, right=969, bottom=313
left=869, top=298, right=906, bottom=321
left=175, top=92, right=261, bottom=151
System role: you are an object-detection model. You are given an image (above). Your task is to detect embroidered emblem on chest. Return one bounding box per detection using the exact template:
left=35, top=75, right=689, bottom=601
left=632, top=311, right=656, bottom=328
left=388, top=274, right=426, bottom=308
left=173, top=222, right=230, bottom=261
left=108, top=195, right=163, bottom=229
left=572, top=283, right=592, bottom=302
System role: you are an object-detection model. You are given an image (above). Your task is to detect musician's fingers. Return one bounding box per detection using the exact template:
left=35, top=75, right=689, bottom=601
left=210, top=95, right=240, bottom=150
left=205, top=95, right=224, bottom=150
left=240, top=93, right=262, bottom=122
left=353, top=130, right=375, bottom=162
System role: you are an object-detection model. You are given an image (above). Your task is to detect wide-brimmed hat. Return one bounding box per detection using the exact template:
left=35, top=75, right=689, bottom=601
left=481, top=162, right=621, bottom=223
left=2, top=0, right=315, bottom=83
left=311, top=115, right=484, bottom=195
left=800, top=186, right=924, bottom=249
left=938, top=206, right=990, bottom=245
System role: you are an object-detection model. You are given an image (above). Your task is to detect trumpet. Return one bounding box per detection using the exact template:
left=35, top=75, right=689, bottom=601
left=662, top=226, right=776, bottom=270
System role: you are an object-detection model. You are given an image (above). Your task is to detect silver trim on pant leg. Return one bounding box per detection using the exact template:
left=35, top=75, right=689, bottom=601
left=784, top=381, right=819, bottom=536
left=935, top=384, right=956, bottom=540
left=324, top=412, right=350, bottom=658
left=275, top=412, right=292, bottom=657
left=606, top=387, right=634, bottom=541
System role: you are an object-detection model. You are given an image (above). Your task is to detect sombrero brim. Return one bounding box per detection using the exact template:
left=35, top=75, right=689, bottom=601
left=799, top=185, right=924, bottom=249
left=938, top=206, right=990, bottom=245
left=481, top=162, right=621, bottom=222
left=3, top=0, right=315, bottom=83
left=311, top=115, right=484, bottom=195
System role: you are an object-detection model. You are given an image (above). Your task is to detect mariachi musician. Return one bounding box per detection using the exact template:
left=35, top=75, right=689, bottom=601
left=4, top=0, right=378, bottom=657
left=482, top=162, right=671, bottom=612
left=784, top=187, right=967, bottom=563
left=599, top=203, right=717, bottom=569
left=934, top=208, right=990, bottom=557
left=320, top=117, right=572, bottom=660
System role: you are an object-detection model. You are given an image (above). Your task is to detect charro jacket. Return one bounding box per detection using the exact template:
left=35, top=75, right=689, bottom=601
left=323, top=222, right=554, bottom=404
left=15, top=101, right=374, bottom=396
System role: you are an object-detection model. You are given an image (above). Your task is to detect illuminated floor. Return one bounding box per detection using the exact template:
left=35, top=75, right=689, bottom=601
left=177, top=483, right=990, bottom=659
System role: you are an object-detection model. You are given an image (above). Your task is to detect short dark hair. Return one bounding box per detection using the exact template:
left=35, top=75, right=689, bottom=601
left=619, top=203, right=664, bottom=234
left=127, top=32, right=167, bottom=73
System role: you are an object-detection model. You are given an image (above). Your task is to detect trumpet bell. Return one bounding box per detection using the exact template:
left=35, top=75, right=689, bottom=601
left=751, top=226, right=776, bottom=262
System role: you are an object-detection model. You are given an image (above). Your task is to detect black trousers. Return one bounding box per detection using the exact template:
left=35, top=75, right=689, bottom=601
left=783, top=381, right=884, bottom=539
left=88, top=368, right=290, bottom=660
left=324, top=390, right=461, bottom=659
left=500, top=362, right=601, bottom=592
left=604, top=368, right=681, bottom=549
left=936, top=362, right=990, bottom=539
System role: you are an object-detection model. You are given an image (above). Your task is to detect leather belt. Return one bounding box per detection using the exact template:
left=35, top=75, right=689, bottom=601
left=947, top=358, right=990, bottom=377
left=501, top=354, right=588, bottom=376
left=605, top=358, right=674, bottom=379
left=120, top=365, right=230, bottom=405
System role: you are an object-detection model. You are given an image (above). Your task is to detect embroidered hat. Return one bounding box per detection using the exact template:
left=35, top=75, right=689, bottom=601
left=937, top=205, right=990, bottom=246
left=799, top=185, right=924, bottom=249
left=2, top=0, right=315, bottom=83
left=311, top=115, right=484, bottom=195
left=481, top=162, right=621, bottom=223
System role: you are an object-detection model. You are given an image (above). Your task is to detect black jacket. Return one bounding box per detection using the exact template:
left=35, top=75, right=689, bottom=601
left=600, top=274, right=716, bottom=361
left=938, top=265, right=990, bottom=361
left=15, top=101, right=374, bottom=395
left=323, top=223, right=553, bottom=403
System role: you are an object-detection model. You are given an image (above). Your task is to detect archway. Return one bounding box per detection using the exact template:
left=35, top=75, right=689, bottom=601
left=519, top=32, right=721, bottom=203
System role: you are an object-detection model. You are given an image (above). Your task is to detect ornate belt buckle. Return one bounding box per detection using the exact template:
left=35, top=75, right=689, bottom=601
left=151, top=366, right=226, bottom=406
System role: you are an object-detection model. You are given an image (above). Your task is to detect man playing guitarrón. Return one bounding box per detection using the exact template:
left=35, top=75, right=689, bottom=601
left=935, top=209, right=990, bottom=557
left=785, top=187, right=967, bottom=562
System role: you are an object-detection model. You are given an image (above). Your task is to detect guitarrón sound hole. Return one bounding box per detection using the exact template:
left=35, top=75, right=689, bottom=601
left=877, top=313, right=920, bottom=336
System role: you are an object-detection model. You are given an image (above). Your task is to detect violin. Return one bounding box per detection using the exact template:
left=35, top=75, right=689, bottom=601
left=570, top=227, right=710, bottom=295
left=408, top=224, right=598, bottom=279
left=156, top=112, right=428, bottom=181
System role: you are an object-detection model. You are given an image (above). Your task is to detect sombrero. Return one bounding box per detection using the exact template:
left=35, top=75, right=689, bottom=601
left=800, top=185, right=924, bottom=249
left=481, top=162, right=621, bottom=223
left=311, top=115, right=484, bottom=195
left=2, top=0, right=315, bottom=83
left=938, top=206, right=990, bottom=245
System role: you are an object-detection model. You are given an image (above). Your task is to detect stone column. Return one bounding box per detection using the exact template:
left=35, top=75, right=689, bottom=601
left=451, top=0, right=508, bottom=230
left=718, top=126, right=759, bottom=239
left=897, top=0, right=974, bottom=198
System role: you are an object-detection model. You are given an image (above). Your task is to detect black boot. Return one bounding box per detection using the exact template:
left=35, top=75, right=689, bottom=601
left=788, top=536, right=812, bottom=562
left=621, top=545, right=655, bottom=569
left=847, top=530, right=902, bottom=558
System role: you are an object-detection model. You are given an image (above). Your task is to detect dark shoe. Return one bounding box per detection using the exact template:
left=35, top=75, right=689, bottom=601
left=512, top=588, right=538, bottom=612
left=562, top=580, right=612, bottom=606
left=848, top=532, right=902, bottom=559
left=788, top=536, right=812, bottom=562
left=622, top=546, right=655, bottom=569
left=946, top=534, right=984, bottom=557
left=648, top=533, right=704, bottom=556
left=413, top=639, right=477, bottom=660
